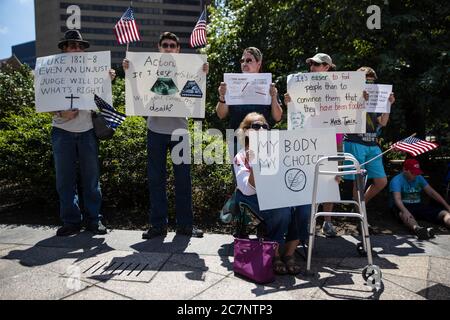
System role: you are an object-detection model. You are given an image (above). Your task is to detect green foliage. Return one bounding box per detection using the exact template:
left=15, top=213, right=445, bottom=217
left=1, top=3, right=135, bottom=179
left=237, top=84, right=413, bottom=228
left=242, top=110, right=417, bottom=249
left=0, top=65, right=35, bottom=119
left=0, top=107, right=55, bottom=201
left=0, top=68, right=234, bottom=225
left=205, top=0, right=449, bottom=157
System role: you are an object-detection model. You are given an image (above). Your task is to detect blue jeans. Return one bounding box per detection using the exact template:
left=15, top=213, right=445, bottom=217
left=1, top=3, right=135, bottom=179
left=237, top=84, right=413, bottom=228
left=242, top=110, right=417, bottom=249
left=51, top=128, right=102, bottom=227
left=290, top=205, right=312, bottom=243
left=147, top=130, right=192, bottom=228
left=235, top=190, right=293, bottom=245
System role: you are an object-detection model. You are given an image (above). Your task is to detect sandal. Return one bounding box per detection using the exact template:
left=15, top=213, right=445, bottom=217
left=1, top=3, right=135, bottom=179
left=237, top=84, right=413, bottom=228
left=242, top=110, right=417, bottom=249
left=272, top=256, right=288, bottom=275
left=283, top=255, right=302, bottom=275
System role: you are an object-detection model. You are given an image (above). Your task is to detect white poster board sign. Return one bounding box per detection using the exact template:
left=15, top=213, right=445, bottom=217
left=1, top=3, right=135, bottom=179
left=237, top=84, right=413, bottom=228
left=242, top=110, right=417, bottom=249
left=287, top=71, right=366, bottom=134
left=125, top=52, right=207, bottom=118
left=224, top=73, right=272, bottom=105
left=34, top=51, right=112, bottom=112
left=249, top=129, right=341, bottom=211
left=365, top=84, right=392, bottom=113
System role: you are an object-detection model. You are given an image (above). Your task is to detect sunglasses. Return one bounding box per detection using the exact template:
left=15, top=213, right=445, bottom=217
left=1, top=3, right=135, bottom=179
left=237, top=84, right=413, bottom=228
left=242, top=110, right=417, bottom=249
left=248, top=123, right=270, bottom=130
left=240, top=58, right=255, bottom=64
left=310, top=61, right=325, bottom=67
left=161, top=43, right=178, bottom=49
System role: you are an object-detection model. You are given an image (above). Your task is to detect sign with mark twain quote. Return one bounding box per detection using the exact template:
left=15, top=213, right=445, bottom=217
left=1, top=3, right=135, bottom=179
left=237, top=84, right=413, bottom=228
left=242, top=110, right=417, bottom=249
left=125, top=52, right=207, bottom=118
left=287, top=71, right=366, bottom=134
left=249, top=129, right=340, bottom=211
left=35, top=51, right=112, bottom=112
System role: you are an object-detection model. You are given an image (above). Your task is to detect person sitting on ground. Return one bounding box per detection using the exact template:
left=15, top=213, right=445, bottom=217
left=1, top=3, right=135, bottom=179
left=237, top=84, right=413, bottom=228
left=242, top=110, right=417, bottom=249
left=390, top=159, right=450, bottom=240
left=234, top=112, right=302, bottom=275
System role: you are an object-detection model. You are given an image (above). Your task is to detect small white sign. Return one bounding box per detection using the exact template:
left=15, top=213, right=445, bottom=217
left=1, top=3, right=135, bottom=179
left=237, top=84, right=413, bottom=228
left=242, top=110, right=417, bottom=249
left=224, top=73, right=272, bottom=105
left=365, top=84, right=393, bottom=113
left=35, top=51, right=112, bottom=112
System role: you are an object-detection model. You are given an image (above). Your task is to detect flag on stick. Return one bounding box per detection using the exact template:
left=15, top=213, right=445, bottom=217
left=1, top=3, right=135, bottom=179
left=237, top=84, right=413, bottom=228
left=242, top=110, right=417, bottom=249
left=392, top=136, right=438, bottom=157
left=189, top=9, right=207, bottom=49
left=114, top=7, right=141, bottom=45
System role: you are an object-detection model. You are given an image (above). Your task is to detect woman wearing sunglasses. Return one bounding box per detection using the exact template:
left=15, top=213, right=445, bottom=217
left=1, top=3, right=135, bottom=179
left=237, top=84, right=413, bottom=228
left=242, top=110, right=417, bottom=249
left=216, top=47, right=283, bottom=157
left=233, top=112, right=302, bottom=275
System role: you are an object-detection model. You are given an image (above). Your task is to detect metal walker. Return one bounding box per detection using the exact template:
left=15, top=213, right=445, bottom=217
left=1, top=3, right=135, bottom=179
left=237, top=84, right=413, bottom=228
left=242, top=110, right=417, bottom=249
left=306, top=153, right=382, bottom=290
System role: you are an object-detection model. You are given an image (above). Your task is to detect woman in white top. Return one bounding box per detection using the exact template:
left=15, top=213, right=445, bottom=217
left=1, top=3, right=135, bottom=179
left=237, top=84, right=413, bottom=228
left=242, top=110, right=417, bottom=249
left=233, top=112, right=301, bottom=275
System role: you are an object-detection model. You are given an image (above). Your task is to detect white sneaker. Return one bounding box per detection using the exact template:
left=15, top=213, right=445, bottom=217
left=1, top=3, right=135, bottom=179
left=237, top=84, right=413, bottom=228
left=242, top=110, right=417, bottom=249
left=322, top=221, right=337, bottom=237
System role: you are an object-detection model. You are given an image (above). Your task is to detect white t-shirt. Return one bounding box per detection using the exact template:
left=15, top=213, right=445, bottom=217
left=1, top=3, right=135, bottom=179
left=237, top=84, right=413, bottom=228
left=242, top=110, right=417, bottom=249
left=52, top=110, right=93, bottom=133
left=233, top=149, right=256, bottom=196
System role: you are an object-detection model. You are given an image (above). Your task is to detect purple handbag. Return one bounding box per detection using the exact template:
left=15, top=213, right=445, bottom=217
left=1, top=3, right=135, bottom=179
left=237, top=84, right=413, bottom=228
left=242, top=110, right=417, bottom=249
left=233, top=238, right=278, bottom=284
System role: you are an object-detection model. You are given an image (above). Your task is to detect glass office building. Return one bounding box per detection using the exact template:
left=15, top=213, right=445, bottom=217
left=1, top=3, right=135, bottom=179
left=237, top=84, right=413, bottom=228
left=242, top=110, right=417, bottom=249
left=35, top=0, right=203, bottom=65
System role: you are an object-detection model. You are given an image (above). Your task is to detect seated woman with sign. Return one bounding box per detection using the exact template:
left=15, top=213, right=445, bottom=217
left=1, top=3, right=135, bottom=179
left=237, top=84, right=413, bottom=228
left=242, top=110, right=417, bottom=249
left=234, top=112, right=302, bottom=275
left=216, top=47, right=283, bottom=157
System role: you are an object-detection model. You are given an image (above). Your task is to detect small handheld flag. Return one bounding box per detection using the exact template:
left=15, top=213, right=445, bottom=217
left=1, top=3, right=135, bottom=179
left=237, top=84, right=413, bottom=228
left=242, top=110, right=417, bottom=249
left=393, top=136, right=439, bottom=157
left=94, top=95, right=126, bottom=130
left=189, top=9, right=207, bottom=49
left=114, top=7, right=141, bottom=45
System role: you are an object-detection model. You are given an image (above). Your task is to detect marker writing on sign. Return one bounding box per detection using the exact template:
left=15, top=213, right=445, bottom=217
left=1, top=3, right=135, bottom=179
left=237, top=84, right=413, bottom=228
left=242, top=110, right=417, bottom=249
left=241, top=82, right=249, bottom=93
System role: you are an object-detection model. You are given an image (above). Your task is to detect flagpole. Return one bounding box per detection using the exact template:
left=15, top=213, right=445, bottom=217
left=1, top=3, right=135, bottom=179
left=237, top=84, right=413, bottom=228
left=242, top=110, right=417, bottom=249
left=127, top=1, right=133, bottom=53
left=360, top=132, right=417, bottom=167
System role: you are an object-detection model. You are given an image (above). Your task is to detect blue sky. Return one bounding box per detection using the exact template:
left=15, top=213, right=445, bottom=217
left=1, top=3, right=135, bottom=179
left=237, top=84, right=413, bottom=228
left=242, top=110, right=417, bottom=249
left=0, top=0, right=35, bottom=59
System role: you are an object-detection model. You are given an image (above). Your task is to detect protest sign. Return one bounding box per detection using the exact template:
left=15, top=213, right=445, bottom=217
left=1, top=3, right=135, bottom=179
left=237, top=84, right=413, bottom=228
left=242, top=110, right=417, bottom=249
left=224, top=73, right=272, bottom=105
left=249, top=128, right=340, bottom=211
left=287, top=71, right=366, bottom=133
left=125, top=52, right=207, bottom=118
left=35, top=51, right=112, bottom=112
left=364, top=84, right=393, bottom=113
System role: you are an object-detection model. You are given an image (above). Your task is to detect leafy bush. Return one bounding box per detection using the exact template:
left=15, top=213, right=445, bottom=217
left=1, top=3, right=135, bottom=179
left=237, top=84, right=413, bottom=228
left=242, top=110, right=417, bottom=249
left=0, top=68, right=235, bottom=228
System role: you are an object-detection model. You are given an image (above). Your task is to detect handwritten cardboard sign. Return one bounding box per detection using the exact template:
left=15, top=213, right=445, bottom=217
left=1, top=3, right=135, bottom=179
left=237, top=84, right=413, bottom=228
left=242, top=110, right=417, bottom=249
left=224, top=73, right=272, bottom=105
left=365, top=84, right=392, bottom=113
left=125, top=52, right=207, bottom=118
left=34, top=51, right=112, bottom=112
left=287, top=71, right=366, bottom=134
left=249, top=129, right=340, bottom=210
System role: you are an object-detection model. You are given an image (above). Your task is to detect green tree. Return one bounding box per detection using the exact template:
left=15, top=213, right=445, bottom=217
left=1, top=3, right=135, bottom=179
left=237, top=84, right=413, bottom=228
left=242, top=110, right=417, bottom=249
left=205, top=0, right=449, bottom=158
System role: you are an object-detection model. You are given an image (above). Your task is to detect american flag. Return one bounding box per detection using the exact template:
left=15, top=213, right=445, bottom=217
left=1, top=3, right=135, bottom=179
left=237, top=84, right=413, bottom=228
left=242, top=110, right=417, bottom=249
left=114, top=7, right=141, bottom=45
left=393, top=136, right=439, bottom=157
left=190, top=9, right=207, bottom=49
left=94, top=95, right=126, bottom=130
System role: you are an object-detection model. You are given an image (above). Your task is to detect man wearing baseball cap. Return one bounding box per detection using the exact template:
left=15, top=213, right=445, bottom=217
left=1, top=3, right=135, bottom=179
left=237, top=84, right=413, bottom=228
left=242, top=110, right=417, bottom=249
left=305, top=53, right=336, bottom=70
left=389, top=159, right=450, bottom=240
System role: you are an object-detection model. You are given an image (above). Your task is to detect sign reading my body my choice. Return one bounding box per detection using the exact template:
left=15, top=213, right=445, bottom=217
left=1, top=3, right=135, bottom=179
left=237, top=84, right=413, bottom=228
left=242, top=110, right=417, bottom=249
left=35, top=51, right=112, bottom=112
left=249, top=128, right=340, bottom=211
left=126, top=52, right=207, bottom=118
left=287, top=71, right=366, bottom=133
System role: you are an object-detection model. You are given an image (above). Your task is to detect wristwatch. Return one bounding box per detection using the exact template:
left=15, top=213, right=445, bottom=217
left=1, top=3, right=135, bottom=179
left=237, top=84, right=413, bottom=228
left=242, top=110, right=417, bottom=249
left=219, top=96, right=226, bottom=103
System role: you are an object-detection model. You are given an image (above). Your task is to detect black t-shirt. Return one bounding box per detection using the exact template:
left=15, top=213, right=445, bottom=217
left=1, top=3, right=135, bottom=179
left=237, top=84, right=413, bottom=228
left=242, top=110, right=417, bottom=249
left=344, top=112, right=381, bottom=146
left=228, top=104, right=275, bottom=131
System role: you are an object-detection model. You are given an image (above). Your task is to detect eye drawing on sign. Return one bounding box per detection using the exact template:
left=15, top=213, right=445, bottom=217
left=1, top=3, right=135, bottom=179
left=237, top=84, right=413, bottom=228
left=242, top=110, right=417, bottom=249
left=151, top=78, right=178, bottom=96
left=285, top=168, right=307, bottom=192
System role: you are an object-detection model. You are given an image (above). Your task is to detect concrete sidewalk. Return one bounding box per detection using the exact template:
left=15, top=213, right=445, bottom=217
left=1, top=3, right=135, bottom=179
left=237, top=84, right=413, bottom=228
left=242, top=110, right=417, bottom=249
left=0, top=224, right=449, bottom=300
